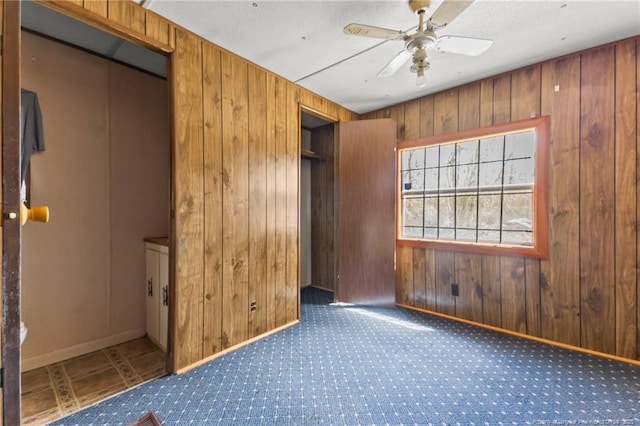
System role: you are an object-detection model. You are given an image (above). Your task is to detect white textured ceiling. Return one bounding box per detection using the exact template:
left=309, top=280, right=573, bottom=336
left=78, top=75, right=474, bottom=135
left=22, top=0, right=640, bottom=114
left=141, top=0, right=640, bottom=114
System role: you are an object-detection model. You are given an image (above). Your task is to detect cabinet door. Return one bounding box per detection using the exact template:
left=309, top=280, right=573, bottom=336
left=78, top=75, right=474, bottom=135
left=145, top=248, right=161, bottom=344
left=159, top=251, right=169, bottom=351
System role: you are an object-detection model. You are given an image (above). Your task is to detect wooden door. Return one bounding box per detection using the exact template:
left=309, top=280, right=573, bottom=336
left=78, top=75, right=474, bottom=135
left=336, top=119, right=396, bottom=305
left=1, top=1, right=22, bottom=424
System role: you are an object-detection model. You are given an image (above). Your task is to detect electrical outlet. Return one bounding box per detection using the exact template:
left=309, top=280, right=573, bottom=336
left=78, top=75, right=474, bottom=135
left=451, top=283, right=459, bottom=297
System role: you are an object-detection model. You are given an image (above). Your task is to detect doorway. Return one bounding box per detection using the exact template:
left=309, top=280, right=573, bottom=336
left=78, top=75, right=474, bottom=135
left=300, top=109, right=337, bottom=303
left=18, top=2, right=170, bottom=423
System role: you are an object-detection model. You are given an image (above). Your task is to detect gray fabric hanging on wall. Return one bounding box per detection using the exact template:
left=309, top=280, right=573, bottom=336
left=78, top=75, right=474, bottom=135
left=21, top=88, right=45, bottom=182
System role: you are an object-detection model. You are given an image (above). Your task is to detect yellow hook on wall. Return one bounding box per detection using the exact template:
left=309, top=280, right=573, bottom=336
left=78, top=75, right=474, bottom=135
left=20, top=202, right=49, bottom=226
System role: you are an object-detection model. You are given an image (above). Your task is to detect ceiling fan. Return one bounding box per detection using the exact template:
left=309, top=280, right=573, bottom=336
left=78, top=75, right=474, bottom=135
left=344, top=0, right=493, bottom=88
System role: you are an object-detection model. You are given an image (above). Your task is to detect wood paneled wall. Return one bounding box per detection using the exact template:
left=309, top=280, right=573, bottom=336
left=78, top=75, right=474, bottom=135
left=26, top=0, right=357, bottom=372
left=364, top=37, right=640, bottom=362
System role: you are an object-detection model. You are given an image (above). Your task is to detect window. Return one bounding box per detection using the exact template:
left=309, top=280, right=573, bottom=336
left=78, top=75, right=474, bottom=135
left=397, top=116, right=549, bottom=258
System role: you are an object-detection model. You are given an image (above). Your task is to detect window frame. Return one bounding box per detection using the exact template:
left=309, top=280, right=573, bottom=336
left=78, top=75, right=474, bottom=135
left=397, top=116, right=550, bottom=259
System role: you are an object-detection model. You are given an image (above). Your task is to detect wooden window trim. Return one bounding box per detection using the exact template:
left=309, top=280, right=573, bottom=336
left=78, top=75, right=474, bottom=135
left=397, top=116, right=550, bottom=259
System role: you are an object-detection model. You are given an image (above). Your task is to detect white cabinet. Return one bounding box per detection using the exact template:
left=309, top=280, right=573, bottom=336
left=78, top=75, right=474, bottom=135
left=145, top=240, right=169, bottom=351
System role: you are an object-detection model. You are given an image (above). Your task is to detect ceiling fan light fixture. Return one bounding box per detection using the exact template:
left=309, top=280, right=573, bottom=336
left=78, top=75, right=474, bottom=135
left=416, top=69, right=427, bottom=88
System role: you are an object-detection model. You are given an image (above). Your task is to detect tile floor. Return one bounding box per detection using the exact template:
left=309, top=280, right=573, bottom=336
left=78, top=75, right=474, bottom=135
left=21, top=337, right=166, bottom=426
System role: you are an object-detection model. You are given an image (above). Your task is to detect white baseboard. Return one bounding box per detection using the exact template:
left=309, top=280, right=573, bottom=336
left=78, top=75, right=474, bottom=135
left=21, top=328, right=147, bottom=372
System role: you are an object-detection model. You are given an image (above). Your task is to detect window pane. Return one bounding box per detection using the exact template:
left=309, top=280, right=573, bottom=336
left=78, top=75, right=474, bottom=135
left=456, top=229, right=476, bottom=242
left=439, top=166, right=456, bottom=191
left=456, top=163, right=478, bottom=190
left=503, top=158, right=534, bottom=186
left=478, top=194, right=501, bottom=230
left=424, top=197, right=438, bottom=228
left=425, top=146, right=439, bottom=168
left=440, top=144, right=455, bottom=166
left=439, top=228, right=455, bottom=240
left=502, top=230, right=533, bottom=245
left=480, top=136, right=504, bottom=162
left=439, top=196, right=455, bottom=228
left=402, top=148, right=425, bottom=170
left=502, top=192, right=532, bottom=231
left=456, top=140, right=479, bottom=165
left=505, top=131, right=534, bottom=160
left=403, top=197, right=424, bottom=227
left=424, top=168, right=439, bottom=192
left=456, top=195, right=477, bottom=229
left=479, top=161, right=503, bottom=188
left=478, top=230, right=500, bottom=243
left=424, top=227, right=438, bottom=239
left=403, top=226, right=423, bottom=238
left=402, top=169, right=425, bottom=191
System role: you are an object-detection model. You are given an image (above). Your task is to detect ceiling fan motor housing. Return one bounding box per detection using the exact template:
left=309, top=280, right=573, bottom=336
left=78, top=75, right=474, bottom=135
left=405, top=31, right=437, bottom=53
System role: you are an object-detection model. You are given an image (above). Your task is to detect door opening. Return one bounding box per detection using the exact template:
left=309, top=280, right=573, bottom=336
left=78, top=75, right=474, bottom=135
left=17, top=2, right=171, bottom=423
left=300, top=109, right=337, bottom=308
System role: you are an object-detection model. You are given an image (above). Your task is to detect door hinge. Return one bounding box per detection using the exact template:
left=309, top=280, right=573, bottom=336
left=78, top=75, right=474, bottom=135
left=0, top=367, right=3, bottom=388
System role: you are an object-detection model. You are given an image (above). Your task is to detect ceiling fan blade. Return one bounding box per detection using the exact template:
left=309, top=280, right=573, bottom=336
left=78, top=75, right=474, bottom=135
left=377, top=50, right=412, bottom=78
left=344, top=23, right=406, bottom=40
left=435, top=35, right=493, bottom=56
left=430, top=0, right=475, bottom=28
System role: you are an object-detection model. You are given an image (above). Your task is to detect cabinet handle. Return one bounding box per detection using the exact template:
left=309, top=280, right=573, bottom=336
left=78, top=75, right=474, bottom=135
left=147, top=279, right=153, bottom=296
left=162, top=286, right=168, bottom=306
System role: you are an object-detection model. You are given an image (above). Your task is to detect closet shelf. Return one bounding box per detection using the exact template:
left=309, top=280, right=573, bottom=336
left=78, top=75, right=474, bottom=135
left=301, top=149, right=324, bottom=161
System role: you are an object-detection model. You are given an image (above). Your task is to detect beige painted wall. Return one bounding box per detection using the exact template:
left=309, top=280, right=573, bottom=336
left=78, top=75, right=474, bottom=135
left=20, top=31, right=169, bottom=370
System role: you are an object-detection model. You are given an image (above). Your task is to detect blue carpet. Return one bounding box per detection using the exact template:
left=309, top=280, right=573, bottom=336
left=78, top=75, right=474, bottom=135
left=52, top=287, right=640, bottom=425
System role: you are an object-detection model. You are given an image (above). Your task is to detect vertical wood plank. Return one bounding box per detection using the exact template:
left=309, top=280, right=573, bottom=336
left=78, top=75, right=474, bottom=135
left=145, top=12, right=170, bottom=46
left=492, top=75, right=511, bottom=125
left=433, top=89, right=458, bottom=315
left=265, top=73, right=277, bottom=331
left=412, top=249, right=427, bottom=309
left=637, top=39, right=640, bottom=361
left=481, top=255, right=502, bottom=327
left=404, top=99, right=421, bottom=140
left=511, top=66, right=541, bottom=120
left=299, top=89, right=313, bottom=108
left=221, top=52, right=249, bottom=348
left=500, top=257, right=527, bottom=332
left=614, top=39, right=638, bottom=359
left=540, top=54, right=581, bottom=346
left=285, top=83, right=299, bottom=323
left=511, top=65, right=542, bottom=337
left=107, top=0, right=145, bottom=34
left=580, top=46, right=616, bottom=354
left=202, top=43, right=223, bottom=357
left=82, top=0, right=108, bottom=17
left=171, top=30, right=204, bottom=369
left=248, top=66, right=268, bottom=337
left=396, top=246, right=414, bottom=305
left=273, top=77, right=288, bottom=327
left=456, top=254, right=483, bottom=322
left=524, top=259, right=541, bottom=336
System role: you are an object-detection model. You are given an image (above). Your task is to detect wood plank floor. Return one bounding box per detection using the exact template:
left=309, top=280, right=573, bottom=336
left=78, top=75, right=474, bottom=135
left=21, top=337, right=166, bottom=426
